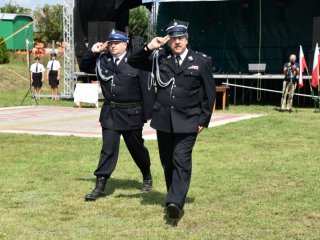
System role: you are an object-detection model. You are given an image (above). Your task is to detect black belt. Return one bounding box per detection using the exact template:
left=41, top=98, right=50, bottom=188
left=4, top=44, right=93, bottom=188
left=105, top=100, right=142, bottom=109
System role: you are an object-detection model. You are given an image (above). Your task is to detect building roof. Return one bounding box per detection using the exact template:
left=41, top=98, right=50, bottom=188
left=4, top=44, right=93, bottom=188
left=0, top=13, right=33, bottom=21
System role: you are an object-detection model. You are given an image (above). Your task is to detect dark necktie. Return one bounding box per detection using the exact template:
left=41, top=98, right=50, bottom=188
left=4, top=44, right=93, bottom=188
left=114, top=58, right=120, bottom=65
left=50, top=60, right=54, bottom=71
left=36, top=63, right=38, bottom=73
left=175, top=55, right=181, bottom=69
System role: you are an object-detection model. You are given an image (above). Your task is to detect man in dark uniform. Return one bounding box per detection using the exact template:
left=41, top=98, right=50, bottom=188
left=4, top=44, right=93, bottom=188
left=80, top=29, right=154, bottom=201
left=128, top=20, right=216, bottom=219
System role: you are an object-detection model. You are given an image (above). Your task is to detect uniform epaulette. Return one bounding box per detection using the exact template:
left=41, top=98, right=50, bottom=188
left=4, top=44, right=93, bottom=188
left=195, top=51, right=208, bottom=59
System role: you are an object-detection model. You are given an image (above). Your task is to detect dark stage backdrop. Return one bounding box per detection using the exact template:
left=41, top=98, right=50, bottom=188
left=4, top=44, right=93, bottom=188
left=74, top=0, right=150, bottom=69
left=157, top=0, right=320, bottom=74
left=157, top=0, right=320, bottom=105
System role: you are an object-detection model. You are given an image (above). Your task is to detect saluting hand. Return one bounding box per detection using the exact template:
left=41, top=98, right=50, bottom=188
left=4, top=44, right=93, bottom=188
left=91, top=41, right=108, bottom=53
left=147, top=35, right=170, bottom=51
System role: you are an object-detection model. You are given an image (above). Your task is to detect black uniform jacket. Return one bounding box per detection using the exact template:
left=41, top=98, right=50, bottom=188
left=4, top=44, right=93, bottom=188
left=128, top=47, right=216, bottom=133
left=80, top=50, right=154, bottom=130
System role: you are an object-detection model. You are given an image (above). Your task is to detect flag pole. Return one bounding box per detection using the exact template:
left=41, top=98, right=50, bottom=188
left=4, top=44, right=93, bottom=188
left=316, top=46, right=320, bottom=111
left=305, top=67, right=313, bottom=93
left=305, top=67, right=317, bottom=110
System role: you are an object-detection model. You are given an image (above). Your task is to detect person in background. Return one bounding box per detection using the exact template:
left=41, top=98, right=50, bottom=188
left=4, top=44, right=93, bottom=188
left=125, top=26, right=133, bottom=52
left=30, top=56, right=45, bottom=99
left=128, top=19, right=216, bottom=221
left=80, top=29, right=154, bottom=201
left=46, top=53, right=61, bottom=100
left=281, top=54, right=300, bottom=112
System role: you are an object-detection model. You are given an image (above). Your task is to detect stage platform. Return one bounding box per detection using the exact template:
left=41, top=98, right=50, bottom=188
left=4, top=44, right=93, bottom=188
left=213, top=74, right=313, bottom=105
left=213, top=74, right=311, bottom=80
left=0, top=106, right=263, bottom=140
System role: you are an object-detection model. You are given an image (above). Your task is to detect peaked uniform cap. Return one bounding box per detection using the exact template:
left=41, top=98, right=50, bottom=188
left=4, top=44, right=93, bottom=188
left=107, top=29, right=129, bottom=42
left=166, top=19, right=189, bottom=37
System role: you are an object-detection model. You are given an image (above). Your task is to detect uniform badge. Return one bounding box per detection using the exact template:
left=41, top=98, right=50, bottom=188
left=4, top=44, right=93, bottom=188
left=188, top=56, right=193, bottom=61
left=167, top=55, right=171, bottom=59
left=125, top=58, right=127, bottom=62
left=108, top=58, right=112, bottom=62
left=188, top=65, right=199, bottom=70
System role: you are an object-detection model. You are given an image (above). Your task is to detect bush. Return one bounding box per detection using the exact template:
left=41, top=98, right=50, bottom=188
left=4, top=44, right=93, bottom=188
left=129, top=6, right=149, bottom=38
left=0, top=37, right=10, bottom=64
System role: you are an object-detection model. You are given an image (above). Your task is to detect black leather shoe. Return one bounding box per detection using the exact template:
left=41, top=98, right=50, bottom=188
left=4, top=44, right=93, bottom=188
left=141, top=178, right=153, bottom=193
left=166, top=203, right=181, bottom=219
left=85, top=188, right=106, bottom=201
left=163, top=206, right=167, bottom=213
left=85, top=177, right=107, bottom=201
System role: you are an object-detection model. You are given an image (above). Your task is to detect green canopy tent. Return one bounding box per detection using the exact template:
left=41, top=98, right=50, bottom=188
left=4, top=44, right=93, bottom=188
left=0, top=13, right=34, bottom=50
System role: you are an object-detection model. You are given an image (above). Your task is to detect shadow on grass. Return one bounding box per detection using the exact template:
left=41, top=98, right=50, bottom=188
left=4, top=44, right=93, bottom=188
left=273, top=107, right=298, bottom=113
left=163, top=209, right=185, bottom=227
left=77, top=177, right=194, bottom=207
left=77, top=177, right=143, bottom=195
left=73, top=105, right=97, bottom=109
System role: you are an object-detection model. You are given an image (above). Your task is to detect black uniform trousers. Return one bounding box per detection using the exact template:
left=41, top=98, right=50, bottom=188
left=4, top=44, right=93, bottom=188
left=157, top=130, right=197, bottom=209
left=94, top=127, right=151, bottom=179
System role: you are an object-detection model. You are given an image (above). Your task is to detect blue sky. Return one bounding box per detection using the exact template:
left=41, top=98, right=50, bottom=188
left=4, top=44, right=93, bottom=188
left=1, top=0, right=61, bottom=9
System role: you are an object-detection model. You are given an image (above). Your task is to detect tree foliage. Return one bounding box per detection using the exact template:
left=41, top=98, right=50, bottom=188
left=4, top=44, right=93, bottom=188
left=129, top=6, right=149, bottom=38
left=0, top=37, right=10, bottom=64
left=33, top=4, right=63, bottom=43
left=0, top=3, right=31, bottom=15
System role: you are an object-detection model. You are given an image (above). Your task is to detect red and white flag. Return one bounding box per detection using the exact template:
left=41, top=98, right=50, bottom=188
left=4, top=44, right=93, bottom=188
left=298, top=45, right=307, bottom=89
left=311, top=43, right=320, bottom=88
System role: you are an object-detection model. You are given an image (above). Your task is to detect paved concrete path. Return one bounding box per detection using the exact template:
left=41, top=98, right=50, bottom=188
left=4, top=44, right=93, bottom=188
left=0, top=106, right=263, bottom=140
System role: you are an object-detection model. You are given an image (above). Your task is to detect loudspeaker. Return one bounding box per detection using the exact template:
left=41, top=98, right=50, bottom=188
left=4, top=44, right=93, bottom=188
left=88, top=21, right=115, bottom=47
left=75, top=42, right=88, bottom=57
left=248, top=63, right=266, bottom=74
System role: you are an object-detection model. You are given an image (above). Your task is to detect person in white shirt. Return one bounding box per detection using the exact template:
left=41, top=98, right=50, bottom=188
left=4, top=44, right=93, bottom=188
left=46, top=53, right=61, bottom=100
left=30, top=56, right=45, bottom=99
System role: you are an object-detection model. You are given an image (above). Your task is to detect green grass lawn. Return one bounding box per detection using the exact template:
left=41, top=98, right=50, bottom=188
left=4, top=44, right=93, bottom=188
left=0, top=55, right=320, bottom=239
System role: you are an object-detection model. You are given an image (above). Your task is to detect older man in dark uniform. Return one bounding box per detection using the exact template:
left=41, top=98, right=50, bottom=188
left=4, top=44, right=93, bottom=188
left=80, top=29, right=154, bottom=201
left=128, top=20, right=216, bottom=219
left=281, top=54, right=300, bottom=112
